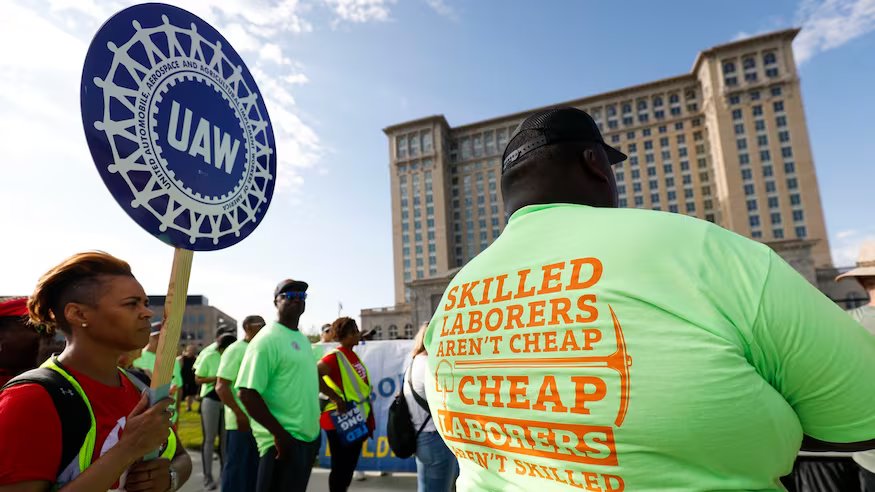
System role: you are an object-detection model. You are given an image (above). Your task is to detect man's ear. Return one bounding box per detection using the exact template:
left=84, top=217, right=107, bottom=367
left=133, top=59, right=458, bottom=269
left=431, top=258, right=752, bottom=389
left=581, top=146, right=610, bottom=183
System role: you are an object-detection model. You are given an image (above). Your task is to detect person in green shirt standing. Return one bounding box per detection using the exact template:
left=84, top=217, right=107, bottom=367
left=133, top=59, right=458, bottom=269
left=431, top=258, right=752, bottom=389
left=132, top=321, right=183, bottom=427
left=237, top=279, right=321, bottom=492
left=216, top=314, right=266, bottom=492
left=425, top=107, right=875, bottom=491
left=836, top=241, right=875, bottom=489
left=195, top=332, right=237, bottom=490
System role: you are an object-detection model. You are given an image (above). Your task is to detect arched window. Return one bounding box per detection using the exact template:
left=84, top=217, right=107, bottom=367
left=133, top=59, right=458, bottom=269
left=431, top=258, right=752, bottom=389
left=388, top=324, right=398, bottom=339
left=374, top=325, right=382, bottom=339
left=403, top=324, right=414, bottom=338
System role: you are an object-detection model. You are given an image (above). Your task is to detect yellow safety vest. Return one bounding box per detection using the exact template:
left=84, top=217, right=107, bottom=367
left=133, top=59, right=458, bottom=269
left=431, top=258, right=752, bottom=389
left=40, top=357, right=176, bottom=487
left=322, top=349, right=372, bottom=419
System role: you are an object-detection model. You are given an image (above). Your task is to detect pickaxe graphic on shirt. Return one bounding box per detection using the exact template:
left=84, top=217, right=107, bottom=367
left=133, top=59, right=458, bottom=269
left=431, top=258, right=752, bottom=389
left=452, top=305, right=632, bottom=427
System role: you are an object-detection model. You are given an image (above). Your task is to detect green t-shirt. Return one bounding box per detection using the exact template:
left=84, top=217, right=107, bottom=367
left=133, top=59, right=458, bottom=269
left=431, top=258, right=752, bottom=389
left=425, top=204, right=875, bottom=491
left=193, top=342, right=217, bottom=372
left=217, top=339, right=249, bottom=431
left=235, top=322, right=321, bottom=455
left=130, top=350, right=183, bottom=423
left=195, top=349, right=221, bottom=398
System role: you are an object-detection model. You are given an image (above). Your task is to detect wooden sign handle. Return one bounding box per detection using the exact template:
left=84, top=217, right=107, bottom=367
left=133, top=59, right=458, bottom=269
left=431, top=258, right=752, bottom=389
left=152, top=247, right=194, bottom=388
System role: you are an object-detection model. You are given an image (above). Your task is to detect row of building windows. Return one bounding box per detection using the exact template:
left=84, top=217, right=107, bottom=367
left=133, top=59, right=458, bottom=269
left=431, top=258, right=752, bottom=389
left=743, top=176, right=802, bottom=197
left=371, top=324, right=415, bottom=340
left=451, top=126, right=515, bottom=162
left=584, top=89, right=697, bottom=120
left=723, top=51, right=781, bottom=87
left=395, top=157, right=435, bottom=175
left=617, top=198, right=713, bottom=218
left=728, top=86, right=783, bottom=106
left=395, top=129, right=433, bottom=160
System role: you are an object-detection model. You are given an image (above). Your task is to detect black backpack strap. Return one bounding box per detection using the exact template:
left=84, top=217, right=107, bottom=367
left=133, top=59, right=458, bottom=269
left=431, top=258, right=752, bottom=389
left=406, top=360, right=431, bottom=413
left=405, top=358, right=431, bottom=435
left=1, top=367, right=91, bottom=478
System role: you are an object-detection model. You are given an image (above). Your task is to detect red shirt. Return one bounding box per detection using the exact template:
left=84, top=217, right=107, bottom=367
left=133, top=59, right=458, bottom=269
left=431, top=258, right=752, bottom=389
left=0, top=366, right=141, bottom=486
left=319, top=347, right=375, bottom=432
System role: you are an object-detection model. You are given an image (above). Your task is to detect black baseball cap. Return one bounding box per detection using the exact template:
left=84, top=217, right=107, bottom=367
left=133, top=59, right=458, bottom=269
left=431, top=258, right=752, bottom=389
left=274, top=279, right=309, bottom=297
left=502, top=107, right=627, bottom=173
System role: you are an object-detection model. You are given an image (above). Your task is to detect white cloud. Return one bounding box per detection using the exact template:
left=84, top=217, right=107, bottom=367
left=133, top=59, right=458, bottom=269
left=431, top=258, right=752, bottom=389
left=832, top=228, right=875, bottom=266
left=425, top=0, right=457, bottom=21
left=794, top=0, right=875, bottom=65
left=259, top=42, right=291, bottom=65
left=284, top=73, right=310, bottom=85
left=323, top=0, right=394, bottom=24
left=837, top=229, right=860, bottom=239
left=7, top=0, right=325, bottom=200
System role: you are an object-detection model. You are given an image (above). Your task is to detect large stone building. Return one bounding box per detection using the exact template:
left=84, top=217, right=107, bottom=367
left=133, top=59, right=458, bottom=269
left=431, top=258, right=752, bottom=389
left=362, top=28, right=866, bottom=339
left=147, top=295, right=237, bottom=349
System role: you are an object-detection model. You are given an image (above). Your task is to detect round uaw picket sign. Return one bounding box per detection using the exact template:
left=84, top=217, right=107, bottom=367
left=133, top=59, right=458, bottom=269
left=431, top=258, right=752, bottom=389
left=81, top=3, right=276, bottom=251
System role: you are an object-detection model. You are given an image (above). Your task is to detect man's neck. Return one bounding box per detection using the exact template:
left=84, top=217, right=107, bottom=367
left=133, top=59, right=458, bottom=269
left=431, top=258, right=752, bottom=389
left=278, top=318, right=299, bottom=331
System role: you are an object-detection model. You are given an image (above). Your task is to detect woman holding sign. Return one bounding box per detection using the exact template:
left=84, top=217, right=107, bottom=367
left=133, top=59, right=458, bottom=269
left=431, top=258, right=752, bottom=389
left=0, top=252, right=191, bottom=492
left=317, top=317, right=375, bottom=492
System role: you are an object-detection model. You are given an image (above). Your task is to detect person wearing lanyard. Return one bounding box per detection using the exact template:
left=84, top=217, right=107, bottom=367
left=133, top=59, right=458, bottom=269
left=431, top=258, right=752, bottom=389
left=317, top=317, right=375, bottom=492
left=0, top=251, right=191, bottom=491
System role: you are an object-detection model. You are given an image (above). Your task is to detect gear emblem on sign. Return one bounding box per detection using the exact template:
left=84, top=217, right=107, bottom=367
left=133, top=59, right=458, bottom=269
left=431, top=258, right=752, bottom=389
left=83, top=7, right=276, bottom=250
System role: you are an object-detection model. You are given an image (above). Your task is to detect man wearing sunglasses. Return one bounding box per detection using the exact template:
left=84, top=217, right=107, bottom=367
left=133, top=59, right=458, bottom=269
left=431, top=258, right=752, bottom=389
left=237, top=280, right=322, bottom=492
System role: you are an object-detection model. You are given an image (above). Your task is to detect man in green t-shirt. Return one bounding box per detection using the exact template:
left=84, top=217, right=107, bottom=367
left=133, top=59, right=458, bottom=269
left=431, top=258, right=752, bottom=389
left=835, top=241, right=875, bottom=488
left=237, top=279, right=321, bottom=492
left=195, top=332, right=237, bottom=490
left=216, top=315, right=265, bottom=492
left=132, top=322, right=183, bottom=425
left=425, top=107, right=875, bottom=491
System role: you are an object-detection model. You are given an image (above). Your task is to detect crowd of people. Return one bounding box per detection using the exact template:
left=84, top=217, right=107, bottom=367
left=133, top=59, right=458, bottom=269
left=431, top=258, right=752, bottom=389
left=0, top=256, right=458, bottom=492
left=1, top=107, right=875, bottom=492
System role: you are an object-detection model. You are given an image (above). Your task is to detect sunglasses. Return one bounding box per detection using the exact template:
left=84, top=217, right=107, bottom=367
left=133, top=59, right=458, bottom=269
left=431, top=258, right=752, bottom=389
left=278, top=291, right=307, bottom=301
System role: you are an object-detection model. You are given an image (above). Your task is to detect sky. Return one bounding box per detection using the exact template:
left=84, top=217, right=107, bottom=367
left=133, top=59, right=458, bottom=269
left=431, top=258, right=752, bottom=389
left=1, top=0, right=874, bottom=335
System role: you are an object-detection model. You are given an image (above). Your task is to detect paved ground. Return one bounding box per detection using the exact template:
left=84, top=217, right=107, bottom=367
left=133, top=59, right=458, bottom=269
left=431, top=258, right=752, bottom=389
left=180, top=451, right=417, bottom=492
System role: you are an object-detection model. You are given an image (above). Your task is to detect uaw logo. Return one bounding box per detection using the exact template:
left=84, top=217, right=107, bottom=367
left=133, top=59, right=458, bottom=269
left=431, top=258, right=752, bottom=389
left=81, top=4, right=276, bottom=251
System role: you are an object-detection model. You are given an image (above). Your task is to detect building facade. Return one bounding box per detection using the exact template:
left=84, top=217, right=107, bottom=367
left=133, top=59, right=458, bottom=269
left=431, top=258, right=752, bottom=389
left=147, top=295, right=237, bottom=349
left=363, top=28, right=852, bottom=338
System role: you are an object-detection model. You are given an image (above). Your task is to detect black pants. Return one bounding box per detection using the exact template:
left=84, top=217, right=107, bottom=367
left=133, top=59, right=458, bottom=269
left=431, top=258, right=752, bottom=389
left=255, top=438, right=320, bottom=492
left=780, top=456, right=861, bottom=491
left=861, top=465, right=875, bottom=492
left=326, top=430, right=366, bottom=492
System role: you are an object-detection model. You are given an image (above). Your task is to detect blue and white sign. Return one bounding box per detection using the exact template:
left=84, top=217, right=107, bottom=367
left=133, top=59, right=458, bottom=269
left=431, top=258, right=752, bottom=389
left=81, top=3, right=276, bottom=251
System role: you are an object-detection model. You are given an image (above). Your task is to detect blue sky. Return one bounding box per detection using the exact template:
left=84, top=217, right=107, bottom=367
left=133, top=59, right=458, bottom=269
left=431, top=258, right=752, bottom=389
left=1, top=0, right=874, bottom=334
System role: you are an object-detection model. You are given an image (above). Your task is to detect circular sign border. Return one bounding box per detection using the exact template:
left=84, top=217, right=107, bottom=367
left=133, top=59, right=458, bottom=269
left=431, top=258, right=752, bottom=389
left=81, top=2, right=277, bottom=251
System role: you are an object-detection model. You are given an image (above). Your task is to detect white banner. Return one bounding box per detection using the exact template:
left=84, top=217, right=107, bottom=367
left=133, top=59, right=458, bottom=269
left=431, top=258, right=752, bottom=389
left=316, top=339, right=417, bottom=472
